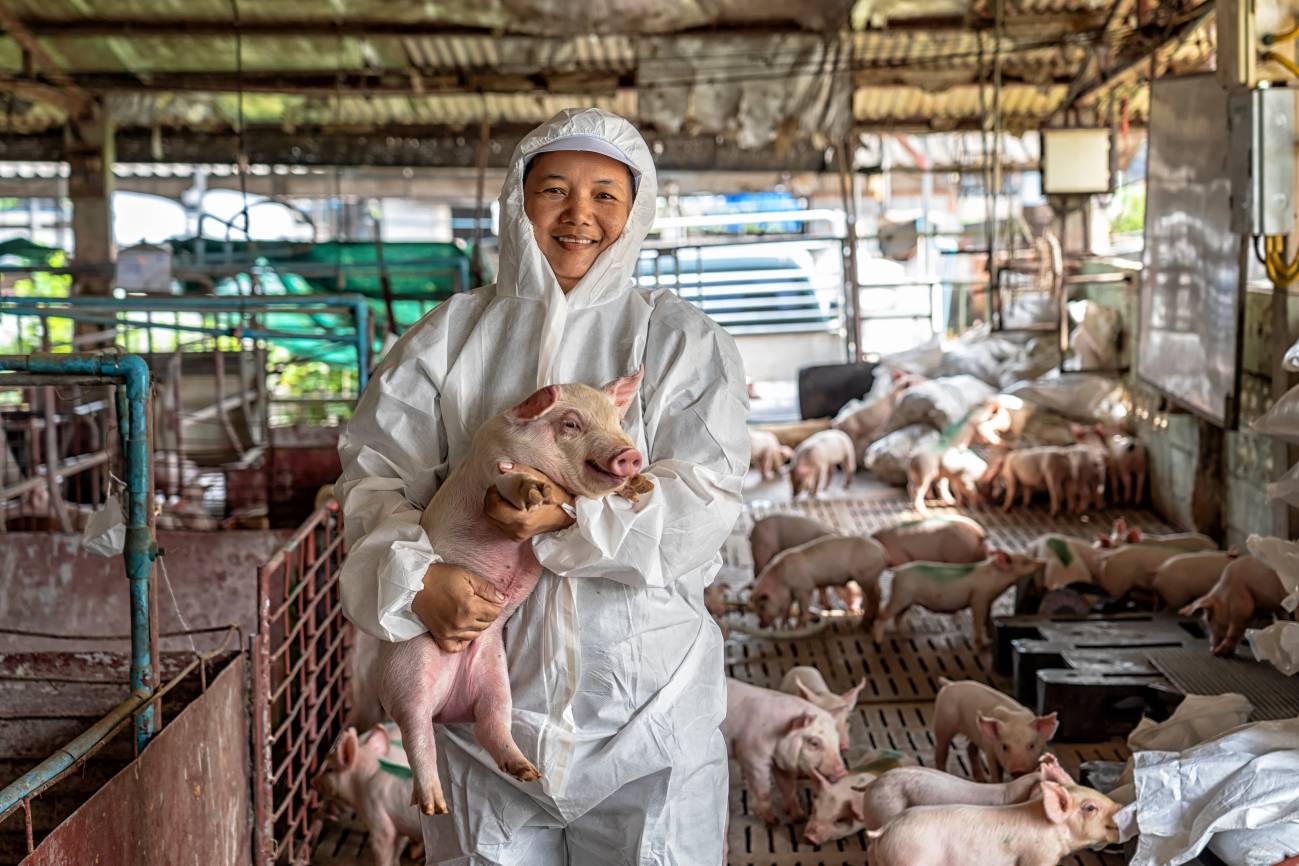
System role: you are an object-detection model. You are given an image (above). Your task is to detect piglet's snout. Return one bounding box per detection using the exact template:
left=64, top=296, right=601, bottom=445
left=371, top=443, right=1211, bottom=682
left=607, top=447, right=643, bottom=478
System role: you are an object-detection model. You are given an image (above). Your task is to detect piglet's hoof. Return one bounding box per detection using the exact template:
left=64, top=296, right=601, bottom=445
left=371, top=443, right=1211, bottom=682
left=617, top=473, right=655, bottom=503
left=415, top=791, right=449, bottom=816
left=495, top=473, right=552, bottom=511
left=502, top=757, right=541, bottom=782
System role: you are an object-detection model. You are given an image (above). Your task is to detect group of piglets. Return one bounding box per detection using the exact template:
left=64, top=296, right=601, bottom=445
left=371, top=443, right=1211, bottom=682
left=748, top=369, right=920, bottom=499
left=313, top=372, right=658, bottom=861
left=1033, top=517, right=1288, bottom=655
left=727, top=667, right=1120, bottom=865
left=911, top=423, right=1147, bottom=517
left=744, top=512, right=1043, bottom=650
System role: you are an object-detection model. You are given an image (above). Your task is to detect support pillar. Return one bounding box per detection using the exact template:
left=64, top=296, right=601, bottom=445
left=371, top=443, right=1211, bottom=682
left=67, top=104, right=115, bottom=298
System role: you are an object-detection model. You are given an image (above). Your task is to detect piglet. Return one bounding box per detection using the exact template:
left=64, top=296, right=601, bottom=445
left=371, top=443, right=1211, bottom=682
left=1097, top=517, right=1215, bottom=551
left=722, top=678, right=848, bottom=823
left=871, top=515, right=988, bottom=567
left=750, top=535, right=887, bottom=628
left=907, top=447, right=988, bottom=513
left=749, top=429, right=794, bottom=481
left=932, top=678, right=1058, bottom=782
left=749, top=513, right=834, bottom=576
left=1099, top=537, right=1220, bottom=599
left=789, top=429, right=857, bottom=498
left=779, top=665, right=865, bottom=752
left=802, top=769, right=878, bottom=846
left=1106, top=430, right=1147, bottom=504
left=1152, top=550, right=1237, bottom=610
left=1029, top=534, right=1103, bottom=591
left=865, top=781, right=1121, bottom=866
left=852, top=754, right=1074, bottom=832
left=311, top=725, right=424, bottom=866
left=376, top=372, right=652, bottom=815
left=988, top=447, right=1072, bottom=515
left=871, top=551, right=1042, bottom=649
left=1181, top=554, right=1287, bottom=654
left=831, top=368, right=917, bottom=457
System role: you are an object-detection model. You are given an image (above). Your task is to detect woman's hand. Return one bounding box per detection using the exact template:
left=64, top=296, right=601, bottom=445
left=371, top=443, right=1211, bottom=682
left=484, top=461, right=576, bottom=541
left=412, top=562, right=506, bottom=653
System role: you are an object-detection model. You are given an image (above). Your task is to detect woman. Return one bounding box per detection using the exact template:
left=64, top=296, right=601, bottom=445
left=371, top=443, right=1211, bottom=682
left=336, top=107, right=749, bottom=864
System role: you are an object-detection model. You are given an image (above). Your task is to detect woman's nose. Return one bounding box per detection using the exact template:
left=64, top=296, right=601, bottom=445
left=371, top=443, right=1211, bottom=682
left=562, top=196, right=594, bottom=223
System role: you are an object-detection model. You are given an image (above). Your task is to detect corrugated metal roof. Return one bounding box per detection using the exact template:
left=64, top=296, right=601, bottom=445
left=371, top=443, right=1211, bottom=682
left=0, top=0, right=1217, bottom=150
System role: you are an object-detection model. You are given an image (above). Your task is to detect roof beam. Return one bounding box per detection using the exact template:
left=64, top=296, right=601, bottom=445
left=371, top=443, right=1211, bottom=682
left=0, top=0, right=91, bottom=116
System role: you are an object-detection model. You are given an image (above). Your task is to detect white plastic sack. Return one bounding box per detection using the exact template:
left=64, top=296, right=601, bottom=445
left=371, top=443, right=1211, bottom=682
left=1252, top=382, right=1299, bottom=443
left=81, top=493, right=125, bottom=557
left=864, top=424, right=938, bottom=486
left=1246, top=535, right=1299, bottom=613
left=880, top=335, right=943, bottom=378
left=1123, top=718, right=1299, bottom=866
left=881, top=375, right=995, bottom=435
left=1005, top=371, right=1128, bottom=424
left=1247, top=621, right=1299, bottom=676
left=1109, top=693, right=1254, bottom=805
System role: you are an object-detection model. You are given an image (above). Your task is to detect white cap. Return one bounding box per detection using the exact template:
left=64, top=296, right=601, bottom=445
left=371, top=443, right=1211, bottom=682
left=527, top=134, right=641, bottom=192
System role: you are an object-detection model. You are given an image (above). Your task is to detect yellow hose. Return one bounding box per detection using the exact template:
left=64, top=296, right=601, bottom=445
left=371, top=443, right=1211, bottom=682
left=1262, top=50, right=1299, bottom=80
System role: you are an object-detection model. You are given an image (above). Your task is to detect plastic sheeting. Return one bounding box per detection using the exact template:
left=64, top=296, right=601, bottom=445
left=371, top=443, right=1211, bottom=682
left=1243, top=535, right=1299, bottom=676
left=880, top=326, right=1062, bottom=391
left=1120, top=718, right=1299, bottom=866
left=1005, top=371, right=1130, bottom=426
left=1252, top=383, right=1299, bottom=444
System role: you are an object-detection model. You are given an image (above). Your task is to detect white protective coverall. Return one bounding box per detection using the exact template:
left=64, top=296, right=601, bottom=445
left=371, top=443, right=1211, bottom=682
left=336, top=108, right=749, bottom=865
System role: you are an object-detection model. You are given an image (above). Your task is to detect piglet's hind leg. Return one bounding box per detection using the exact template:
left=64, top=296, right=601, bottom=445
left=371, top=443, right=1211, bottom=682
left=472, top=635, right=540, bottom=782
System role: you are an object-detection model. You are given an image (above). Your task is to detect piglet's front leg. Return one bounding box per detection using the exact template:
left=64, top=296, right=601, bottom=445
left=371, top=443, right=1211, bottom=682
left=616, top=473, right=655, bottom=503
left=494, top=471, right=552, bottom=510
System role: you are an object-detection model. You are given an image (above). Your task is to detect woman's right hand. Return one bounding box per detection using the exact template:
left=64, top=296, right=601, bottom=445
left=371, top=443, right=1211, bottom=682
left=412, top=562, right=506, bottom=653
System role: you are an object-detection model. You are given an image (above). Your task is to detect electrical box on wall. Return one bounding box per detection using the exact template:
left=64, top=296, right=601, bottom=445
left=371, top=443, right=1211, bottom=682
left=1041, top=128, right=1112, bottom=194
left=1229, top=86, right=1295, bottom=236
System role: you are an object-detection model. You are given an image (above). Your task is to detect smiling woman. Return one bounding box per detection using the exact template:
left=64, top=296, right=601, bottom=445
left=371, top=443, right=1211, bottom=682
left=523, top=149, right=636, bottom=292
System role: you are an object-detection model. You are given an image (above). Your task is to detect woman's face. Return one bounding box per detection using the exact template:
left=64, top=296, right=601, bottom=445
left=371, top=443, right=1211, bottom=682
left=523, top=150, right=634, bottom=292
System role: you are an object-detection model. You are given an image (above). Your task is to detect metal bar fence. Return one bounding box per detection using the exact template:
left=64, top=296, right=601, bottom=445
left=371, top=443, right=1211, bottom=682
left=251, top=502, right=353, bottom=865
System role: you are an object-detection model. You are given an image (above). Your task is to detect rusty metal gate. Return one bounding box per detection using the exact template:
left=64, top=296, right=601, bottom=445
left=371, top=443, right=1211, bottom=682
left=250, top=503, right=354, bottom=865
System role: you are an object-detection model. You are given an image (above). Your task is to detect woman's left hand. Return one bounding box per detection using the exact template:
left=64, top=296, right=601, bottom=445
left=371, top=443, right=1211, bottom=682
left=484, top=461, right=576, bottom=541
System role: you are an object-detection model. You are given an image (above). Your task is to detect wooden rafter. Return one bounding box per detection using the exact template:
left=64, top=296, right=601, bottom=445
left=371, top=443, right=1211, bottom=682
left=0, top=0, right=91, bottom=116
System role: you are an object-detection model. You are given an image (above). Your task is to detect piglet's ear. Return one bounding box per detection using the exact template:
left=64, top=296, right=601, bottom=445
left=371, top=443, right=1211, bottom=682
left=786, top=713, right=816, bottom=735
left=977, top=714, right=1001, bottom=741
left=509, top=385, right=560, bottom=421
left=1040, top=781, right=1076, bottom=825
left=601, top=365, right=644, bottom=421
left=365, top=724, right=391, bottom=756
left=1035, top=713, right=1059, bottom=739
left=993, top=550, right=1012, bottom=569
left=339, top=727, right=360, bottom=769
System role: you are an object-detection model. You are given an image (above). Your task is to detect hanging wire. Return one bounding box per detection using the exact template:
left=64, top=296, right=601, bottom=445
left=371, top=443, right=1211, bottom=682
left=227, top=0, right=251, bottom=246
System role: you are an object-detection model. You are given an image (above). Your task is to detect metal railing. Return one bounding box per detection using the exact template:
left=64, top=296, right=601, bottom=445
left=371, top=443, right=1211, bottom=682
left=250, top=502, right=352, bottom=865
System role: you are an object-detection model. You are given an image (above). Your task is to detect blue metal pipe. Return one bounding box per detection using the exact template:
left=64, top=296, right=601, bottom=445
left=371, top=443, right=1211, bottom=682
left=0, top=353, right=157, bottom=749
left=2, top=293, right=372, bottom=386
left=3, top=307, right=358, bottom=346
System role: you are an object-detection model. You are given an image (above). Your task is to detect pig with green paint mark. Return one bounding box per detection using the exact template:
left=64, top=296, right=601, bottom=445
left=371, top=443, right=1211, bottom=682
left=872, top=551, right=1043, bottom=649
left=1028, top=533, right=1104, bottom=591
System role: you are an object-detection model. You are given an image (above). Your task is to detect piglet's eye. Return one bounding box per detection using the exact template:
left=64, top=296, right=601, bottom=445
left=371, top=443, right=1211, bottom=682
left=563, top=418, right=580, bottom=431
left=1083, top=803, right=1097, bottom=814
left=807, top=737, right=822, bottom=749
